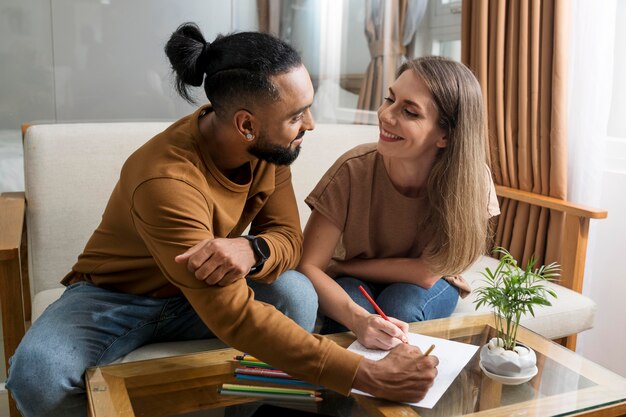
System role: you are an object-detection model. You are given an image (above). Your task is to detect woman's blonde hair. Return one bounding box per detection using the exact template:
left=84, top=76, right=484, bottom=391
left=397, top=56, right=490, bottom=275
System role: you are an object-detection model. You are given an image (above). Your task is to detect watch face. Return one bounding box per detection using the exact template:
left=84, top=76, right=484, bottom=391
left=255, top=237, right=270, bottom=260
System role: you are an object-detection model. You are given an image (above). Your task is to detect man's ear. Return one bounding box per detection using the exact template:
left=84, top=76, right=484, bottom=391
left=234, top=109, right=257, bottom=141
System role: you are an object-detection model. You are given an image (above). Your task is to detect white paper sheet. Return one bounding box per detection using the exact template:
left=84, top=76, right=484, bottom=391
left=348, top=332, right=478, bottom=409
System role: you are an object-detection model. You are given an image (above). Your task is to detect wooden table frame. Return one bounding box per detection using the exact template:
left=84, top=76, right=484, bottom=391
left=86, top=315, right=626, bottom=417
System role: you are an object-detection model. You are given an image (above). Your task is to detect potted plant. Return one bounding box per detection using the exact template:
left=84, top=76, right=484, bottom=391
left=474, top=247, right=559, bottom=384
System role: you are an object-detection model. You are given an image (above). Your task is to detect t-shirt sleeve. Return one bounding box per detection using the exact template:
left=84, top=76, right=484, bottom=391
left=130, top=178, right=362, bottom=394
left=305, top=161, right=351, bottom=231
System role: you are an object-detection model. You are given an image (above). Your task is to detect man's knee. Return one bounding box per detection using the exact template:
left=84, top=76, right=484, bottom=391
left=7, top=336, right=85, bottom=416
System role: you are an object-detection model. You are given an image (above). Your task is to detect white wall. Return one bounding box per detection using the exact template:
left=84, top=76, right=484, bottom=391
left=578, top=169, right=626, bottom=377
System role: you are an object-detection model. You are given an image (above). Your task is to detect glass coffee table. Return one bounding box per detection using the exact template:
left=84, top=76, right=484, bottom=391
left=86, top=314, right=626, bottom=417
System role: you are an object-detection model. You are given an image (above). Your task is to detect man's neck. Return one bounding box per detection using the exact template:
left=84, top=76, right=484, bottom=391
left=198, top=110, right=253, bottom=177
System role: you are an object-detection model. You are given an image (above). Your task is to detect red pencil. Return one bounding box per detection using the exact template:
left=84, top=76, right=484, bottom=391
left=358, top=285, right=389, bottom=320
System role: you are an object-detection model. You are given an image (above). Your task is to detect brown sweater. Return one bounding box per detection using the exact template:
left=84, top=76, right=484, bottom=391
left=62, top=106, right=362, bottom=394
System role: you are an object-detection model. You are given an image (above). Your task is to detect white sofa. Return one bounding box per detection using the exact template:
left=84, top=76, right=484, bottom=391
left=0, top=122, right=600, bottom=367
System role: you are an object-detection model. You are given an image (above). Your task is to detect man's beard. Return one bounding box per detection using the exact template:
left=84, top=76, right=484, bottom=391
left=248, top=132, right=303, bottom=166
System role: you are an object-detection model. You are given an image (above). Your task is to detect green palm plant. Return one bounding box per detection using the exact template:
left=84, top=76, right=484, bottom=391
left=474, top=247, right=559, bottom=350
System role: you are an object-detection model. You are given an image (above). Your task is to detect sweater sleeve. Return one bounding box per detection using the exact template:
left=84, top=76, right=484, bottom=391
left=248, top=165, right=303, bottom=284
left=130, top=178, right=362, bottom=394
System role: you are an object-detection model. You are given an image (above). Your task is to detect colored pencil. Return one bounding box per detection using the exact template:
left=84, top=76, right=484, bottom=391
left=238, top=360, right=274, bottom=368
left=234, top=374, right=321, bottom=388
left=234, top=354, right=261, bottom=362
left=358, top=285, right=389, bottom=320
left=218, top=389, right=322, bottom=402
left=221, top=383, right=318, bottom=396
left=424, top=344, right=436, bottom=356
left=235, top=367, right=293, bottom=379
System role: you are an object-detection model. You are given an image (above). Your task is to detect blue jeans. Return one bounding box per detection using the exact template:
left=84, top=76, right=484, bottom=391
left=321, top=277, right=459, bottom=334
left=6, top=270, right=317, bottom=417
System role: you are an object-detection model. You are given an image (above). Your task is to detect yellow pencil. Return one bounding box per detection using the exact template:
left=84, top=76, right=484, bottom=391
left=423, top=344, right=435, bottom=356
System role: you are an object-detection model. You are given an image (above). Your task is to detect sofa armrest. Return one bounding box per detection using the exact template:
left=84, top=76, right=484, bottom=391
left=495, top=185, right=607, bottom=219
left=0, top=192, right=25, bottom=261
left=0, top=192, right=29, bottom=375
left=495, top=185, right=607, bottom=294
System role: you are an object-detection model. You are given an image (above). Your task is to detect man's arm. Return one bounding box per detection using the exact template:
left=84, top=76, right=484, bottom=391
left=130, top=177, right=360, bottom=393
left=246, top=164, right=303, bottom=283
left=176, top=164, right=302, bottom=286
left=132, top=177, right=437, bottom=402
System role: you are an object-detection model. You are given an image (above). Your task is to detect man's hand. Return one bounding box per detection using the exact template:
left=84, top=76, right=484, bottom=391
left=353, top=343, right=439, bottom=403
left=353, top=314, right=409, bottom=350
left=174, top=237, right=256, bottom=286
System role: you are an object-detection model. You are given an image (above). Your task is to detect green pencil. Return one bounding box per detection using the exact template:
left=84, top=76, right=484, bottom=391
left=218, top=388, right=322, bottom=402
left=221, top=383, right=318, bottom=396
left=238, top=360, right=274, bottom=368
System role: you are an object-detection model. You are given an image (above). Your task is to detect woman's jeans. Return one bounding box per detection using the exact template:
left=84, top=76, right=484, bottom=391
left=321, top=277, right=459, bottom=334
left=5, top=270, right=317, bottom=417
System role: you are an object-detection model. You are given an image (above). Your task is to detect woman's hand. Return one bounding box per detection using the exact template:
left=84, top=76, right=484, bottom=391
left=353, top=313, right=409, bottom=350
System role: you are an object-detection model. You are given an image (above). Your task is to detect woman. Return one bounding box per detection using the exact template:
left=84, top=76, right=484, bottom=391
left=298, top=56, right=500, bottom=350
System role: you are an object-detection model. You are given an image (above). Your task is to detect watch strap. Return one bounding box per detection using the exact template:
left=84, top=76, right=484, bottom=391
left=243, top=235, right=270, bottom=275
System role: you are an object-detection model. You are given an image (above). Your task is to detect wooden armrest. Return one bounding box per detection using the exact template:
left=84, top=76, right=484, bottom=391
left=0, top=191, right=28, bottom=414
left=495, top=184, right=605, bottom=304
left=495, top=186, right=607, bottom=352
left=495, top=185, right=607, bottom=219
left=0, top=192, right=25, bottom=261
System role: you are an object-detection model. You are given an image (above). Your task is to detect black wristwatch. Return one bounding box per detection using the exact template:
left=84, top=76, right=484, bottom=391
left=243, top=235, right=270, bottom=275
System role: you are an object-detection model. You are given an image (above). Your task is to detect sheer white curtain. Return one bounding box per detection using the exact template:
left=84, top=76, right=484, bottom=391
left=311, top=0, right=348, bottom=123
left=566, top=0, right=617, bottom=356
left=567, top=0, right=616, bottom=206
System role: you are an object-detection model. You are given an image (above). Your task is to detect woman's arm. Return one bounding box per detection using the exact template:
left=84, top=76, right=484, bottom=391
left=298, top=211, right=407, bottom=349
left=298, top=210, right=366, bottom=327
left=327, top=257, right=441, bottom=289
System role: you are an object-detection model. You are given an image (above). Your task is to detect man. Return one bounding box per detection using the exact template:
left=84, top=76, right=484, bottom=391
left=7, top=24, right=438, bottom=417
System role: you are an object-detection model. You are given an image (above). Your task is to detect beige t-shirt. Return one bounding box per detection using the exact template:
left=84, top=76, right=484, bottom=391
left=305, top=143, right=500, bottom=296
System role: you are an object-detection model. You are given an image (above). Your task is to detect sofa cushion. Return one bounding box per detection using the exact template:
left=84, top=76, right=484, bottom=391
left=33, top=255, right=595, bottom=344
left=115, top=339, right=229, bottom=363
left=32, top=288, right=65, bottom=322
left=23, top=121, right=595, bottom=363
left=23, top=122, right=378, bottom=297
left=24, top=123, right=170, bottom=297
left=455, top=256, right=596, bottom=339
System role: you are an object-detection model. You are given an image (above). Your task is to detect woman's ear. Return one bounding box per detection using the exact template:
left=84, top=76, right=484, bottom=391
left=436, top=135, right=448, bottom=149
left=234, top=109, right=256, bottom=141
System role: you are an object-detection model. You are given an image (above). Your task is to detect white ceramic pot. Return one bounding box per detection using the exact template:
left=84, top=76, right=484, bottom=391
left=479, top=338, right=538, bottom=385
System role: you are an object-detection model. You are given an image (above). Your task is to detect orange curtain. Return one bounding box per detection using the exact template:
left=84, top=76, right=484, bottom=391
left=461, top=0, right=569, bottom=268
left=356, top=0, right=410, bottom=124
